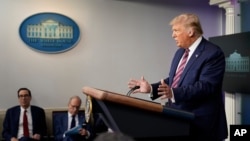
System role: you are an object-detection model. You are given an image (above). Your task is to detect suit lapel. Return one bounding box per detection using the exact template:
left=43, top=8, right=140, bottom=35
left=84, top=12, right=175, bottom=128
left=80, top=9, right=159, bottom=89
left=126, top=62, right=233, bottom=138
left=169, top=49, right=185, bottom=84
left=178, top=38, right=206, bottom=85
left=15, top=107, right=21, bottom=128
left=63, top=114, right=68, bottom=130
left=30, top=106, right=34, bottom=123
left=173, top=51, right=184, bottom=71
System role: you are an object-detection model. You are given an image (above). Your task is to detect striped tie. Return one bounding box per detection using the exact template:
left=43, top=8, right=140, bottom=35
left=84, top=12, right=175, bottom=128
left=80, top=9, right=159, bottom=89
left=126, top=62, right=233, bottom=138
left=172, top=49, right=190, bottom=88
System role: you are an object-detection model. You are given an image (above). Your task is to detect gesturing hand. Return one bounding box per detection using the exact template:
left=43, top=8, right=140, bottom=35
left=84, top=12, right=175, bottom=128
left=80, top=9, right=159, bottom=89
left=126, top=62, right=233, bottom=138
left=128, top=76, right=151, bottom=94
left=158, top=79, right=172, bottom=99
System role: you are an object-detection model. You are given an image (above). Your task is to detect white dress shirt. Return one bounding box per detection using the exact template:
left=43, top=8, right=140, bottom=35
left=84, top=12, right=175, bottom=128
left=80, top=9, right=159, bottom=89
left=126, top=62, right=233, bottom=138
left=18, top=106, right=33, bottom=139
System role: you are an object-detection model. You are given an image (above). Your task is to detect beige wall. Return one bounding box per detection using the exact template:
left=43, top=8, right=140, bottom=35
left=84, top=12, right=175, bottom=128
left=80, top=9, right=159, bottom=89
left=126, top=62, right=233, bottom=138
left=0, top=0, right=223, bottom=107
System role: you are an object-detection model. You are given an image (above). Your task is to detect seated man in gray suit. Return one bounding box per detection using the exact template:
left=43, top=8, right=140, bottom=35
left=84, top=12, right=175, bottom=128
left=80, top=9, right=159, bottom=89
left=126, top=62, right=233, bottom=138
left=53, top=96, right=92, bottom=141
left=2, top=87, right=47, bottom=141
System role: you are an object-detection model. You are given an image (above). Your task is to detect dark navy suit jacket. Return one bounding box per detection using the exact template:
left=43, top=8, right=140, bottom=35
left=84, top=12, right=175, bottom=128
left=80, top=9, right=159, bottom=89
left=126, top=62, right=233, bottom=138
left=2, top=105, right=47, bottom=141
left=151, top=38, right=228, bottom=140
left=53, top=112, right=92, bottom=141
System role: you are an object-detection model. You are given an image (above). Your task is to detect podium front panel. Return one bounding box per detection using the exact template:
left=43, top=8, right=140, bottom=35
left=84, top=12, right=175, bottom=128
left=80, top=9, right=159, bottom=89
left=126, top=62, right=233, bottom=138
left=93, top=99, right=191, bottom=139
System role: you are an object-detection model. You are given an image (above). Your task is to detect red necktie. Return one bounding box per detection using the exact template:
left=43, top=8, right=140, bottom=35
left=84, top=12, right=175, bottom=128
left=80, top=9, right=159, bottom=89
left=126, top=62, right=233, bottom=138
left=172, top=49, right=190, bottom=88
left=23, top=110, right=29, bottom=137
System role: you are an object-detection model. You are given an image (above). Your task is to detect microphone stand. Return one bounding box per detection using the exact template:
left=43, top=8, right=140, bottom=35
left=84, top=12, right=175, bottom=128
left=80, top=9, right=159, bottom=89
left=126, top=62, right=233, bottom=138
left=126, top=86, right=140, bottom=96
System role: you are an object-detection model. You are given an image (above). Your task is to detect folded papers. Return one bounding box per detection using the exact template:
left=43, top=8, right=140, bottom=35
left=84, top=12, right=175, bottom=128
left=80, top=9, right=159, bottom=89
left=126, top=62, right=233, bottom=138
left=65, top=124, right=86, bottom=136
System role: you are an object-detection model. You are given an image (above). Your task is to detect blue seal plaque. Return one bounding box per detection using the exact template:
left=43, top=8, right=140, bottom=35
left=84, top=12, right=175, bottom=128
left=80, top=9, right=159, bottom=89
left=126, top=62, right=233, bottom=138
left=19, top=12, right=80, bottom=53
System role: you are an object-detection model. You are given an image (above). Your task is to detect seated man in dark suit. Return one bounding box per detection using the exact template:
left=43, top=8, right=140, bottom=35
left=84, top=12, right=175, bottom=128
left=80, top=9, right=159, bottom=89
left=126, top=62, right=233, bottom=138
left=2, top=87, right=47, bottom=141
left=53, top=96, right=92, bottom=141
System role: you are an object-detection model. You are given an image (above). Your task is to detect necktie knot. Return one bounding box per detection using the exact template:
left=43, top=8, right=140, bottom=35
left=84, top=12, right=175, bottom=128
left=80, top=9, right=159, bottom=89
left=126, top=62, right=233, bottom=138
left=184, top=48, right=190, bottom=55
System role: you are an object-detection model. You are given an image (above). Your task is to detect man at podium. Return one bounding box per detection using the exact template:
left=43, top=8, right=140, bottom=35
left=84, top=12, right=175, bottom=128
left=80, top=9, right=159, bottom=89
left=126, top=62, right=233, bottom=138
left=128, top=13, right=228, bottom=141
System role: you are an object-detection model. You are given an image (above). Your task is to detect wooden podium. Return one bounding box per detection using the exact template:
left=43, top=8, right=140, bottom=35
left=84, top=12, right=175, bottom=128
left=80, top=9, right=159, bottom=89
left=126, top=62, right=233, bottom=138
left=82, top=86, right=194, bottom=141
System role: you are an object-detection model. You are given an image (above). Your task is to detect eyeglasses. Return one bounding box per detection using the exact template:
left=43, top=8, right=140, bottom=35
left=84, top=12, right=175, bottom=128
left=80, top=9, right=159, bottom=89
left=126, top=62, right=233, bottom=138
left=18, top=94, right=30, bottom=98
left=70, top=104, right=80, bottom=110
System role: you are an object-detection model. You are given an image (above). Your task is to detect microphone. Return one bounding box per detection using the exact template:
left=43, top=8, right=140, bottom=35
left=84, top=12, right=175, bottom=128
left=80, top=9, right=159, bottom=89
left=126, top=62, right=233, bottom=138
left=126, top=86, right=140, bottom=96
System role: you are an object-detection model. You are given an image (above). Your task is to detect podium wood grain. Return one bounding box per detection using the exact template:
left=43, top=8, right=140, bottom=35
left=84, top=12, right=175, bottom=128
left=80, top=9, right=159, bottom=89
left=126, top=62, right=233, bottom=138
left=82, top=86, right=163, bottom=113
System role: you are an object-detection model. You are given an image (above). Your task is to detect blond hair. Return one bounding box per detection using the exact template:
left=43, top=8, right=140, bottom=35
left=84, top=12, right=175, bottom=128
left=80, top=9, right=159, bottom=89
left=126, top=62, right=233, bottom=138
left=170, top=13, right=203, bottom=36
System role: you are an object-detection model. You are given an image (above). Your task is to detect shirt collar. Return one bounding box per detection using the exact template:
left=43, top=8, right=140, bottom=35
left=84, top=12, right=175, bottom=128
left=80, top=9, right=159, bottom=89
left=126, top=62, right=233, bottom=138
left=68, top=112, right=78, bottom=118
left=20, top=106, right=31, bottom=112
left=187, top=36, right=202, bottom=55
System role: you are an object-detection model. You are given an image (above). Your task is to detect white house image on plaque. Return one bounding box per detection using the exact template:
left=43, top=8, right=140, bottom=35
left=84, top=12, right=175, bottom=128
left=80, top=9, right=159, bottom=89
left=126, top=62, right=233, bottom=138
left=226, top=50, right=249, bottom=72
left=27, top=20, right=73, bottom=39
